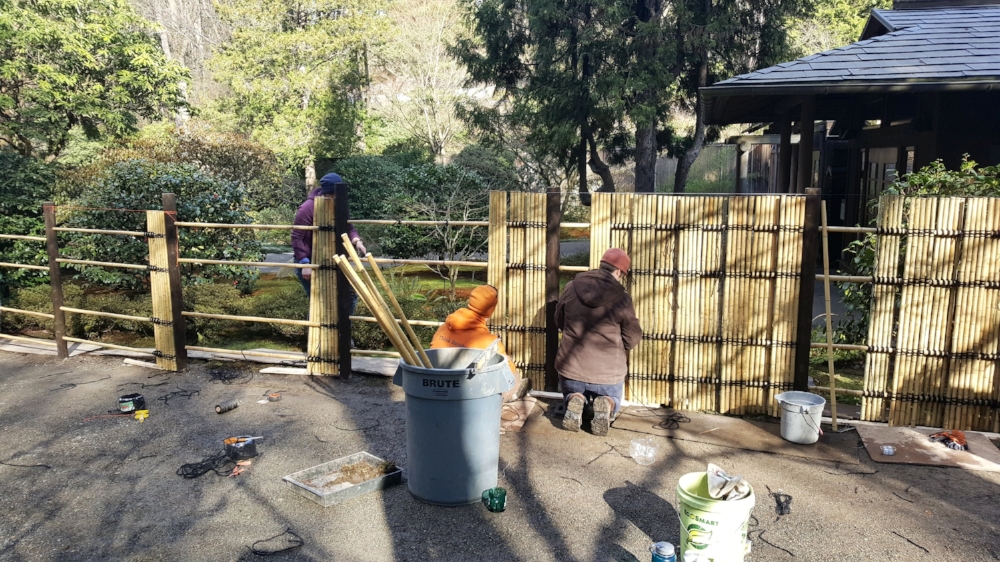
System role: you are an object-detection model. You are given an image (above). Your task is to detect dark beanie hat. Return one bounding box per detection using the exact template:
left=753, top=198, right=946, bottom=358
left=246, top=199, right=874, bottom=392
left=600, top=248, right=630, bottom=273
left=319, top=173, right=343, bottom=190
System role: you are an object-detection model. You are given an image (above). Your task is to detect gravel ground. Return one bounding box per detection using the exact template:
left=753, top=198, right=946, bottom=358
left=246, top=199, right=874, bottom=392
left=1, top=352, right=999, bottom=562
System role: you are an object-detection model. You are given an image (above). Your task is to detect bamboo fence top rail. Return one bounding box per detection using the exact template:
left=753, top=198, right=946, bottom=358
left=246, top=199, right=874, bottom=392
left=0, top=306, right=55, bottom=319
left=822, top=274, right=874, bottom=283
left=810, top=385, right=863, bottom=397
left=822, top=225, right=877, bottom=234
left=350, top=315, right=445, bottom=327
left=62, top=336, right=153, bottom=355
left=176, top=258, right=318, bottom=269
left=351, top=349, right=402, bottom=357
left=181, top=311, right=317, bottom=327
left=56, top=258, right=149, bottom=270
left=53, top=227, right=146, bottom=237
left=351, top=219, right=488, bottom=227
left=173, top=222, right=318, bottom=231
left=371, top=257, right=487, bottom=268
left=61, top=306, right=151, bottom=323
left=561, top=222, right=589, bottom=229
left=0, top=233, right=46, bottom=242
left=559, top=265, right=589, bottom=272
left=0, top=262, right=48, bottom=271
left=0, top=333, right=57, bottom=346
left=810, top=342, right=868, bottom=351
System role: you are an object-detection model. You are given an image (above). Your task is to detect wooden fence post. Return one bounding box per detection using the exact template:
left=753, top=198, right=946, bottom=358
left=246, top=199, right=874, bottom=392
left=545, top=189, right=561, bottom=391
left=794, top=187, right=821, bottom=391
left=335, top=184, right=352, bottom=378
left=42, top=202, right=68, bottom=359
left=161, top=194, right=187, bottom=370
left=147, top=209, right=180, bottom=371
left=306, top=192, right=342, bottom=377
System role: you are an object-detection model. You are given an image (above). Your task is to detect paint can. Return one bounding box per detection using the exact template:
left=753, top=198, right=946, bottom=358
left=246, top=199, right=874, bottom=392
left=215, top=399, right=239, bottom=414
left=118, top=393, right=146, bottom=413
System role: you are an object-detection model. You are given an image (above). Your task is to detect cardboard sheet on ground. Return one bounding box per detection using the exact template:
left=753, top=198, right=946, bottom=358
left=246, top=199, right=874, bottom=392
left=501, top=397, right=536, bottom=434
left=856, top=425, right=1000, bottom=471
left=612, top=407, right=860, bottom=464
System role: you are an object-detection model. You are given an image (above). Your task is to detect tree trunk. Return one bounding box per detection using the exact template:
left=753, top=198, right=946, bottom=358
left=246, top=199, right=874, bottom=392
left=634, top=123, right=657, bottom=192
left=674, top=10, right=710, bottom=194
left=586, top=127, right=615, bottom=193
left=305, top=156, right=317, bottom=191
left=578, top=126, right=591, bottom=206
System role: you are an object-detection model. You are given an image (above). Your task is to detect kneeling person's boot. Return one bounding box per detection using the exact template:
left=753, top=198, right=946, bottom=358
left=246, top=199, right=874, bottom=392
left=591, top=395, right=615, bottom=436
left=562, top=393, right=585, bottom=432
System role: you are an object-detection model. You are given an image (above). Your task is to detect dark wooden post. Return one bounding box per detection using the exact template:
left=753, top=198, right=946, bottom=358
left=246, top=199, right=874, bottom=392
left=794, top=187, right=821, bottom=391
left=161, top=193, right=188, bottom=370
left=796, top=97, right=816, bottom=194
left=42, top=202, right=67, bottom=359
left=334, top=183, right=352, bottom=379
left=778, top=111, right=793, bottom=193
left=545, top=189, right=562, bottom=391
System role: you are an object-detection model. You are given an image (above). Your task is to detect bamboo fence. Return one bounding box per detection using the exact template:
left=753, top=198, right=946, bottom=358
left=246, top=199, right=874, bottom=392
left=863, top=196, right=1000, bottom=431
left=588, top=193, right=804, bottom=414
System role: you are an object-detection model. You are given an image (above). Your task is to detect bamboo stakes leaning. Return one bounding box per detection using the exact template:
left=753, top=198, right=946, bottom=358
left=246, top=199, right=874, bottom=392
left=337, top=234, right=431, bottom=369
left=820, top=202, right=839, bottom=431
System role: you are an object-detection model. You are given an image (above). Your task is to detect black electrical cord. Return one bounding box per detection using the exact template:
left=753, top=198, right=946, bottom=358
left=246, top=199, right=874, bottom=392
left=766, top=484, right=793, bottom=517
left=209, top=366, right=253, bottom=385
left=176, top=450, right=234, bottom=479
left=250, top=528, right=304, bottom=556
left=658, top=412, right=691, bottom=430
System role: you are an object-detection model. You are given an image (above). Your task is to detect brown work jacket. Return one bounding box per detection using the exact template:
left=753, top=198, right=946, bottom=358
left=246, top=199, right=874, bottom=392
left=555, top=269, right=642, bottom=386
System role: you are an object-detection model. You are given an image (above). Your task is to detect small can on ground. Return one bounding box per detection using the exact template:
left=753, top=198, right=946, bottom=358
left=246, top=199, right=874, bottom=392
left=118, top=393, right=146, bottom=413
left=881, top=445, right=896, bottom=456
left=481, top=487, right=507, bottom=513
left=215, top=399, right=239, bottom=414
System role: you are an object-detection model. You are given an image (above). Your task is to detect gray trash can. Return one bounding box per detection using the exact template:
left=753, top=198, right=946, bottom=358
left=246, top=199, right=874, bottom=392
left=393, top=347, right=515, bottom=505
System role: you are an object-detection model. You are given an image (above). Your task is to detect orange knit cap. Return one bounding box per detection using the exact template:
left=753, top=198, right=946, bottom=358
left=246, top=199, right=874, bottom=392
left=601, top=248, right=630, bottom=273
left=468, top=285, right=499, bottom=317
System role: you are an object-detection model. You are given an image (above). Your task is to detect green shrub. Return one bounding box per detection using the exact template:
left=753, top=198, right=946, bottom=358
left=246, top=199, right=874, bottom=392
left=2, top=284, right=82, bottom=333
left=70, top=293, right=153, bottom=338
left=249, top=206, right=297, bottom=246
left=247, top=286, right=308, bottom=339
left=182, top=282, right=248, bottom=342
left=0, top=151, right=55, bottom=292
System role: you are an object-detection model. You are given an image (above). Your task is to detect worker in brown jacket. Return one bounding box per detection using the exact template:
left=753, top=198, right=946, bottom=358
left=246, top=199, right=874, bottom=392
left=555, top=248, right=642, bottom=436
left=430, top=285, right=530, bottom=403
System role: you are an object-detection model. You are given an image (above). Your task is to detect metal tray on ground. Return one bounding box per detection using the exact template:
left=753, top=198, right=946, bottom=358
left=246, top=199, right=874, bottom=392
left=283, top=451, right=403, bottom=507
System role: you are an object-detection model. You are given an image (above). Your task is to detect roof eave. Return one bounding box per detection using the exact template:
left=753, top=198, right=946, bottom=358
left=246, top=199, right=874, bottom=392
left=702, top=79, right=1000, bottom=98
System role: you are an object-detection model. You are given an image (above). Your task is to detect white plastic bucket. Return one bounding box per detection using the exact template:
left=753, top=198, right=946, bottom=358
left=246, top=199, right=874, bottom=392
left=774, top=391, right=825, bottom=444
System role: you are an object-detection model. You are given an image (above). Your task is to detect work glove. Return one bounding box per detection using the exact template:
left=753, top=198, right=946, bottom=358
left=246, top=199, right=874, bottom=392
left=354, top=239, right=367, bottom=256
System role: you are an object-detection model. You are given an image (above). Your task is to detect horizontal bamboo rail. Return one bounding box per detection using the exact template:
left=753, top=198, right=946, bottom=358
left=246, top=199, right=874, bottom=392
left=0, top=333, right=57, bottom=346
left=61, top=307, right=151, bottom=323
left=173, top=222, right=318, bottom=231
left=371, top=257, right=487, bottom=268
left=186, top=345, right=305, bottom=361
left=561, top=222, right=589, bottom=229
left=0, top=262, right=48, bottom=271
left=559, top=265, right=589, bottom=272
left=56, top=258, right=149, bottom=270
left=352, top=219, right=488, bottom=227
left=181, top=311, right=317, bottom=327
left=0, top=306, right=54, bottom=319
left=820, top=274, right=873, bottom=284
left=63, top=336, right=154, bottom=355
left=351, top=349, right=402, bottom=357
left=53, top=227, right=146, bottom=237
left=0, top=233, right=46, bottom=242
left=822, top=226, right=876, bottom=234
left=176, top=258, right=318, bottom=269
left=350, top=315, right=444, bottom=328
left=810, top=342, right=868, bottom=351
left=810, top=385, right=864, bottom=397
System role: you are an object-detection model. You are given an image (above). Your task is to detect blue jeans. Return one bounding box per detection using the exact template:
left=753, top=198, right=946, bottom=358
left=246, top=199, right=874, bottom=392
left=297, top=268, right=358, bottom=314
left=560, top=377, right=624, bottom=415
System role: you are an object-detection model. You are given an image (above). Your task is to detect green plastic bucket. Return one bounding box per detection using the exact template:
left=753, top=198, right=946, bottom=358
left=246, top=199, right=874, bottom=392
left=676, top=472, right=755, bottom=562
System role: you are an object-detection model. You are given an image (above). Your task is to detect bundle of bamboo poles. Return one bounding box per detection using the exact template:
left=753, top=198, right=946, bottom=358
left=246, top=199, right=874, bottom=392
left=333, top=233, right=433, bottom=369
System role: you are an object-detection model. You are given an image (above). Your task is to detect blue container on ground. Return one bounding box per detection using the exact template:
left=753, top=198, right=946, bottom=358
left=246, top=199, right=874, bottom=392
left=393, top=348, right=515, bottom=505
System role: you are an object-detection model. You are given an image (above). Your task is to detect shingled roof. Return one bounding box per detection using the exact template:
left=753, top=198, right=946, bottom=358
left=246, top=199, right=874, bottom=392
left=703, top=5, right=1000, bottom=96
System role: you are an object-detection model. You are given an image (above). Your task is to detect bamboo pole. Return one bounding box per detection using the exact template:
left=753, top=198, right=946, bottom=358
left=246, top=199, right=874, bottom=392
left=62, top=307, right=151, bottom=323
left=821, top=202, right=839, bottom=431
left=350, top=315, right=443, bottom=327
left=56, top=258, right=148, bottom=270
left=366, top=254, right=432, bottom=367
left=0, top=262, right=49, bottom=271
left=63, top=336, right=154, bottom=355
left=334, top=255, right=420, bottom=367
left=185, top=345, right=305, bottom=361
left=176, top=258, right=318, bottom=269
left=0, top=333, right=58, bottom=346
left=351, top=219, right=489, bottom=227
left=181, top=311, right=316, bottom=327
left=0, top=234, right=46, bottom=242
left=0, top=306, right=55, bottom=319
left=173, top=222, right=318, bottom=230
left=52, top=227, right=146, bottom=236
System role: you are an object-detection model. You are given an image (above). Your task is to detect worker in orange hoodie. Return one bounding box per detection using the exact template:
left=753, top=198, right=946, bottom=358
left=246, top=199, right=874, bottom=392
left=431, top=284, right=530, bottom=403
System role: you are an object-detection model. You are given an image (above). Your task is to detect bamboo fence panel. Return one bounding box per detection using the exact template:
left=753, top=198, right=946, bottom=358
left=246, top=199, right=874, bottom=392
left=305, top=196, right=339, bottom=376
left=487, top=191, right=547, bottom=390
left=146, top=211, right=178, bottom=371
left=769, top=196, right=804, bottom=416
left=862, top=195, right=904, bottom=422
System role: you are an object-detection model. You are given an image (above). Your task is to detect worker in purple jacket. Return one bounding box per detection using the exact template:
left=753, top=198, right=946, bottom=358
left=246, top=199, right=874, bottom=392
left=292, top=173, right=365, bottom=313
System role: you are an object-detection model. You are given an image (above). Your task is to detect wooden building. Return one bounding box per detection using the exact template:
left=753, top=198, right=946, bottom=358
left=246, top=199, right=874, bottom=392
left=703, top=0, right=1000, bottom=256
